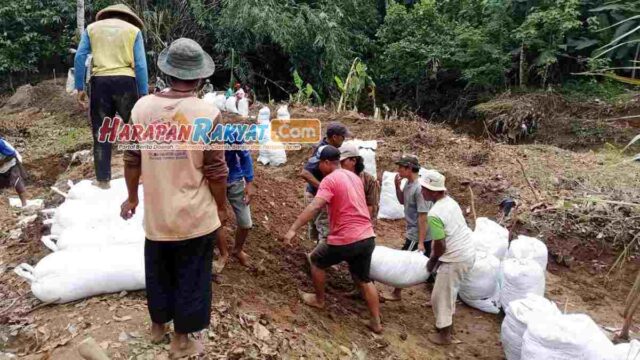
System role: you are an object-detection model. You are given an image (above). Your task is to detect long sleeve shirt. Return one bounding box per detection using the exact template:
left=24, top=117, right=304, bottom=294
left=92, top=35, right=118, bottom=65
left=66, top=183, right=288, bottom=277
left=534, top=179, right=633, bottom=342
left=74, top=18, right=148, bottom=95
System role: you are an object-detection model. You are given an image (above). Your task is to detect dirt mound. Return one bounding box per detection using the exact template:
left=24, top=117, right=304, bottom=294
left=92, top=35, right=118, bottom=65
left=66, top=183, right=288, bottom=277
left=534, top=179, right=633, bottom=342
left=472, top=91, right=640, bottom=150
left=1, top=85, right=35, bottom=113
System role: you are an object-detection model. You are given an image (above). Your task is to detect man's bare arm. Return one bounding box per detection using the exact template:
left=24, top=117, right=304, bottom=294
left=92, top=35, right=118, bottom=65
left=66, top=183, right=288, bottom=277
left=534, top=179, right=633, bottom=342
left=283, top=197, right=327, bottom=244
left=300, top=168, right=321, bottom=189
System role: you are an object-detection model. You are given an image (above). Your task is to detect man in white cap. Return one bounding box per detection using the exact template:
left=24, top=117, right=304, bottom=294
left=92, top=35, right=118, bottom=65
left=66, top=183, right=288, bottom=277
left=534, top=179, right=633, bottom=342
left=419, top=170, right=475, bottom=345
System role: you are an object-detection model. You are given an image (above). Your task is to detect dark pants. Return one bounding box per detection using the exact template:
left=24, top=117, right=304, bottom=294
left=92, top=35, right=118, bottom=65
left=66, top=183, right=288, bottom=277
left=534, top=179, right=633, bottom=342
left=401, top=238, right=432, bottom=257
left=310, top=237, right=376, bottom=283
left=89, top=76, right=138, bottom=181
left=144, top=231, right=216, bottom=334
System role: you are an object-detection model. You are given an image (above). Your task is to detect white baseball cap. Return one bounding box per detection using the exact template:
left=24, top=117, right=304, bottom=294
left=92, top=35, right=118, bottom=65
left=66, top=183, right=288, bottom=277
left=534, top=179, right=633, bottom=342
left=419, top=170, right=446, bottom=192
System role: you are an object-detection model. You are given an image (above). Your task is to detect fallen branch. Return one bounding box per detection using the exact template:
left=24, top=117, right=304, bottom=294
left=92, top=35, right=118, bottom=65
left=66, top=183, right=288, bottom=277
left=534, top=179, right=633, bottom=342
left=26, top=298, right=60, bottom=314
left=468, top=186, right=477, bottom=229
left=573, top=197, right=640, bottom=208
left=515, top=158, right=540, bottom=202
left=0, top=292, right=28, bottom=315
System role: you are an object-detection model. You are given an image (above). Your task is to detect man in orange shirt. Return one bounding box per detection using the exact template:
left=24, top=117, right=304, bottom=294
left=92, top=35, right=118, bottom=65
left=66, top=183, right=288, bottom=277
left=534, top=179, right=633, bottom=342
left=120, top=38, right=227, bottom=359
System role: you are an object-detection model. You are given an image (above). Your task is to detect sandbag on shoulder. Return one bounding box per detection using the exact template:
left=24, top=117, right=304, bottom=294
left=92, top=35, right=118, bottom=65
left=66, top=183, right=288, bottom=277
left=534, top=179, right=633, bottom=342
left=14, top=244, right=145, bottom=304
left=459, top=251, right=501, bottom=314
left=369, top=245, right=429, bottom=288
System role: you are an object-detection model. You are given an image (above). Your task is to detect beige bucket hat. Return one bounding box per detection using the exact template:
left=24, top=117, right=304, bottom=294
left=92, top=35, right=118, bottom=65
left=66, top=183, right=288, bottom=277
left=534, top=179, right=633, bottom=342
left=96, top=4, right=144, bottom=29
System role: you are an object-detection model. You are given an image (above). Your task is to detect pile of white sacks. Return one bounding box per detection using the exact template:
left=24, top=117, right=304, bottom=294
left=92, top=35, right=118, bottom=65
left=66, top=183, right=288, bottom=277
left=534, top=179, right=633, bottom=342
left=14, top=179, right=146, bottom=303
left=203, top=91, right=249, bottom=117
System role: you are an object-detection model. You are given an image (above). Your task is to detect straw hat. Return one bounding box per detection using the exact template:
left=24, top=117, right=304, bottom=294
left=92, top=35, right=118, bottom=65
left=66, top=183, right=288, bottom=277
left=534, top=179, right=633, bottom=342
left=96, top=4, right=144, bottom=29
left=157, top=38, right=215, bottom=80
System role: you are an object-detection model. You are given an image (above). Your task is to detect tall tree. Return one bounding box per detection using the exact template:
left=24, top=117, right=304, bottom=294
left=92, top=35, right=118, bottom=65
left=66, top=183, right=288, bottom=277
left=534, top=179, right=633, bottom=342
left=77, top=0, right=85, bottom=37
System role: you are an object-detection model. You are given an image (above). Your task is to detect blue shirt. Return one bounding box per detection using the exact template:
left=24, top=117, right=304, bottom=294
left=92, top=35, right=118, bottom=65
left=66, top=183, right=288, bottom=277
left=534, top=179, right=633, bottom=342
left=226, top=148, right=254, bottom=184
left=304, top=138, right=329, bottom=195
left=74, top=30, right=149, bottom=95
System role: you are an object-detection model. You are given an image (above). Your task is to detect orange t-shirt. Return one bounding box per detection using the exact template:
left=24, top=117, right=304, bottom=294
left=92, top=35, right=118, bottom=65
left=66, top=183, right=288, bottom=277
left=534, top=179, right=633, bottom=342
left=125, top=93, right=228, bottom=241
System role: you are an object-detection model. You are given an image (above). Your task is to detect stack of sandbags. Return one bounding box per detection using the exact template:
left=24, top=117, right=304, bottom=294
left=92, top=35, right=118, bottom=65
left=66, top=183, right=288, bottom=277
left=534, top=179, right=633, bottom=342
left=520, top=313, right=615, bottom=360
left=459, top=251, right=501, bottom=314
left=14, top=179, right=146, bottom=303
left=257, top=106, right=287, bottom=166
left=613, top=340, right=640, bottom=360
left=501, top=294, right=561, bottom=360
left=369, top=246, right=430, bottom=288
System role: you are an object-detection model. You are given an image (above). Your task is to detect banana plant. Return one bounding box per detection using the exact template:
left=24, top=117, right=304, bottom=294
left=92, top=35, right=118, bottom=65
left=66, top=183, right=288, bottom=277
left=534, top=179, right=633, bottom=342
left=335, top=58, right=376, bottom=113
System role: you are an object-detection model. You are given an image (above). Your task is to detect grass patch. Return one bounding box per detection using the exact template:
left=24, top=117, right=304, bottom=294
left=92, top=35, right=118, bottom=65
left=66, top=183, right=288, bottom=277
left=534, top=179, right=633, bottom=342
left=559, top=78, right=633, bottom=103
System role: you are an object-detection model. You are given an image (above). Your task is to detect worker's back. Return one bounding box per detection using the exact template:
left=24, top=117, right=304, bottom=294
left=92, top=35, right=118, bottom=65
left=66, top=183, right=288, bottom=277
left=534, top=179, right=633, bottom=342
left=87, top=18, right=139, bottom=77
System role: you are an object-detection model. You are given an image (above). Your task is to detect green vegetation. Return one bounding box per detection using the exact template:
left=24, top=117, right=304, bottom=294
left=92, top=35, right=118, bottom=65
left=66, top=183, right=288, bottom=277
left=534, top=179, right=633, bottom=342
left=1, top=0, right=639, bottom=114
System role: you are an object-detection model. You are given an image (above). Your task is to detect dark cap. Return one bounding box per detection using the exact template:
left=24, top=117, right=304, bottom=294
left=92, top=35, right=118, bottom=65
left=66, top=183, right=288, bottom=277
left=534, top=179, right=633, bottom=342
left=318, top=145, right=341, bottom=161
left=395, top=155, right=421, bottom=170
left=326, top=122, right=352, bottom=138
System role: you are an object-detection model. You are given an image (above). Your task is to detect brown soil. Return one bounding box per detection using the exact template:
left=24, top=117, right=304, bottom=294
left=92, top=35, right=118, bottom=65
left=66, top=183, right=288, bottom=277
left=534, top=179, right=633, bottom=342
left=0, top=80, right=638, bottom=359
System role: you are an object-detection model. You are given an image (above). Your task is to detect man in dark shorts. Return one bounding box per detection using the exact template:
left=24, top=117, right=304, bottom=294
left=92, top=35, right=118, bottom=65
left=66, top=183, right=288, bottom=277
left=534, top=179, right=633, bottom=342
left=284, top=145, right=382, bottom=333
left=0, top=138, right=27, bottom=207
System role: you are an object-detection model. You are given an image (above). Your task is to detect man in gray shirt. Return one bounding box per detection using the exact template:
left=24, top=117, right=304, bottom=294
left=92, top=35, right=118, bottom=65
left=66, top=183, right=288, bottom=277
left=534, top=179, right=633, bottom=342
left=382, top=155, right=431, bottom=302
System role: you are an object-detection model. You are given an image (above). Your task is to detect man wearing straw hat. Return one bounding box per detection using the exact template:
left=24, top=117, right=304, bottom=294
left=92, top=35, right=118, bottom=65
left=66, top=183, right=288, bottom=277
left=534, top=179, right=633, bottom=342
left=419, top=170, right=475, bottom=345
left=120, top=38, right=226, bottom=358
left=74, top=4, right=148, bottom=189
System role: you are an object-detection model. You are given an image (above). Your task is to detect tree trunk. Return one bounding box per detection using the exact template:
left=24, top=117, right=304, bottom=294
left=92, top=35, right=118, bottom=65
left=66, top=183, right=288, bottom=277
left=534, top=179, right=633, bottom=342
left=77, top=0, right=85, bottom=38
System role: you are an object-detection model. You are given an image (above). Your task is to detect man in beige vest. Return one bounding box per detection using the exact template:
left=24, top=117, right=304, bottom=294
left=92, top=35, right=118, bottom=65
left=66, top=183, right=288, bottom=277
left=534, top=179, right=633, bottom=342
left=120, top=38, right=226, bottom=358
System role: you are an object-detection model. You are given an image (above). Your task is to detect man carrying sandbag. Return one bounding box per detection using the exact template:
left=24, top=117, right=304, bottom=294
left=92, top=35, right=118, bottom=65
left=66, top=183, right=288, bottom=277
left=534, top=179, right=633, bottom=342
left=420, top=171, right=475, bottom=345
left=120, top=38, right=227, bottom=358
left=300, top=122, right=351, bottom=242
left=339, top=142, right=379, bottom=223
left=284, top=145, right=382, bottom=334
left=382, top=155, right=431, bottom=302
left=74, top=4, right=148, bottom=189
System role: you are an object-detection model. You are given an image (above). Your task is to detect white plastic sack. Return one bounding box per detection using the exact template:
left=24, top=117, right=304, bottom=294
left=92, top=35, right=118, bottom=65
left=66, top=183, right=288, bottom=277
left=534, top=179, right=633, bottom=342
left=257, top=140, right=287, bottom=166
left=258, top=106, right=270, bottom=122
left=614, top=340, right=640, bottom=360
left=378, top=171, right=404, bottom=220
left=66, top=68, right=75, bottom=94
left=42, top=222, right=144, bottom=251
left=508, top=235, right=548, bottom=270
left=14, top=244, right=145, bottom=303
left=520, top=314, right=615, bottom=360
left=369, top=246, right=429, bottom=288
left=215, top=94, right=226, bottom=111
left=344, top=139, right=377, bottom=179
left=203, top=92, right=216, bottom=106
left=501, top=294, right=561, bottom=360
left=237, top=98, right=249, bottom=117
left=225, top=96, right=238, bottom=113
left=500, top=258, right=545, bottom=310
left=473, top=217, right=509, bottom=260
left=277, top=105, right=290, bottom=120
left=459, top=251, right=501, bottom=314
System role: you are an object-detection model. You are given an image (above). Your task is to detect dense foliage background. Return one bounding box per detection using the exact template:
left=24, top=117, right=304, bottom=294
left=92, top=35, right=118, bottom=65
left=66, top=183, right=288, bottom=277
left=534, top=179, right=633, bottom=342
left=1, top=0, right=638, bottom=115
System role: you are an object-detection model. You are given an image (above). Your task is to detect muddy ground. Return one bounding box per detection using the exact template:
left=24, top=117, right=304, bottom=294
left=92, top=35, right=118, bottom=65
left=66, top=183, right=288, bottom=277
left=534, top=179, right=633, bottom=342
left=0, top=80, right=639, bottom=359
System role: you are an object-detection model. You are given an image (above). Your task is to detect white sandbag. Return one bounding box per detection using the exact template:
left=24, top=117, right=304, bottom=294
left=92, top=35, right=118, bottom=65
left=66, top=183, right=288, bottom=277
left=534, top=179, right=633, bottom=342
left=257, top=141, right=287, bottom=166
left=500, top=258, right=545, bottom=309
left=225, top=96, right=238, bottom=113
left=258, top=106, right=271, bottom=122
left=42, top=220, right=144, bottom=251
left=237, top=98, right=249, bottom=117
left=520, top=313, right=615, bottom=360
left=472, top=217, right=509, bottom=260
left=14, top=244, right=145, bottom=303
left=508, top=235, right=548, bottom=270
left=66, top=68, right=75, bottom=94
left=215, top=94, right=226, bottom=111
left=459, top=251, right=501, bottom=314
left=501, top=294, right=561, bottom=360
left=369, top=246, right=429, bottom=288
left=614, top=340, right=640, bottom=360
left=343, top=139, right=377, bottom=179
left=378, top=171, right=404, bottom=220
left=203, top=92, right=216, bottom=106
left=277, top=105, right=290, bottom=120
